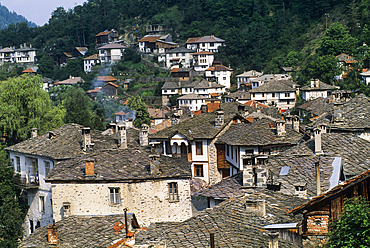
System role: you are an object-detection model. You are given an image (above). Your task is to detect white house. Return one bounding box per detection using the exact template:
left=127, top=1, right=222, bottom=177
left=185, top=36, right=225, bottom=52
left=0, top=44, right=37, bottom=64
left=193, top=80, right=225, bottom=98
left=83, top=54, right=100, bottom=72
left=250, top=74, right=292, bottom=89
left=205, top=65, right=233, bottom=89
left=192, top=51, right=214, bottom=71
left=360, top=69, right=370, bottom=85
left=236, top=70, right=263, bottom=90
left=165, top=47, right=194, bottom=69
left=249, top=80, right=296, bottom=110
left=177, top=94, right=207, bottom=111
left=300, top=79, right=337, bottom=101
left=97, top=43, right=126, bottom=63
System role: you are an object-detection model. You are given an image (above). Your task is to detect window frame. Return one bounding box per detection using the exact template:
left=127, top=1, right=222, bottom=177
left=109, top=187, right=121, bottom=204
left=44, top=161, right=51, bottom=176
left=194, top=164, right=204, bottom=177
left=39, top=196, right=45, bottom=212
left=15, top=156, right=20, bottom=172
left=168, top=182, right=179, bottom=202
left=195, top=141, right=203, bottom=155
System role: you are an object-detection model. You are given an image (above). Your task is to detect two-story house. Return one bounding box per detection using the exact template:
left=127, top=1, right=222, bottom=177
left=250, top=74, right=292, bottom=89
left=300, top=79, right=337, bottom=101
left=83, top=54, right=100, bottom=72
left=205, top=65, right=233, bottom=89
left=185, top=35, right=225, bottom=52
left=177, top=94, right=207, bottom=111
left=95, top=29, right=119, bottom=47
left=236, top=70, right=263, bottom=90
left=249, top=80, right=296, bottom=110
left=0, top=44, right=37, bottom=64
left=98, top=43, right=126, bottom=63
left=149, top=103, right=248, bottom=184
left=192, top=51, right=214, bottom=71
left=165, top=47, right=194, bottom=69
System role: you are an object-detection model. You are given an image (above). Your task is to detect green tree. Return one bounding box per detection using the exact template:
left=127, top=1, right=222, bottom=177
left=38, top=55, right=55, bottom=78
left=325, top=196, right=370, bottom=247
left=127, top=95, right=151, bottom=128
left=63, top=87, right=93, bottom=127
left=0, top=75, right=65, bottom=144
left=300, top=55, right=340, bottom=85
left=319, top=22, right=359, bottom=56
left=0, top=148, right=25, bottom=247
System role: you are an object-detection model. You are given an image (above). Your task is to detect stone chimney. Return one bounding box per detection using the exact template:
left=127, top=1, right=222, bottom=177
left=110, top=123, right=117, bottom=134
left=126, top=118, right=133, bottom=128
left=319, top=123, right=327, bottom=134
left=292, top=115, right=300, bottom=132
left=47, top=224, right=58, bottom=245
left=171, top=113, right=180, bottom=126
left=268, top=232, right=279, bottom=248
left=244, top=199, right=266, bottom=217
left=118, top=123, right=127, bottom=149
left=84, top=159, right=95, bottom=176
left=285, top=114, right=293, bottom=125
left=140, top=124, right=149, bottom=147
left=276, top=120, right=286, bottom=136
left=31, top=128, right=37, bottom=138
left=334, top=102, right=344, bottom=123
left=314, top=128, right=322, bottom=155
left=315, top=161, right=321, bottom=196
left=82, top=127, right=94, bottom=151
left=214, top=110, right=224, bottom=127
left=149, top=154, right=161, bottom=175
left=243, top=163, right=268, bottom=188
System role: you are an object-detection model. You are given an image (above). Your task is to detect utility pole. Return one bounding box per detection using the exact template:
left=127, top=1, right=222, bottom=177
left=325, top=13, right=330, bottom=30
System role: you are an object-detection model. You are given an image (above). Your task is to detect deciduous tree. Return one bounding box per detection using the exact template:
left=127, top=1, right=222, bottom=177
left=127, top=95, right=151, bottom=128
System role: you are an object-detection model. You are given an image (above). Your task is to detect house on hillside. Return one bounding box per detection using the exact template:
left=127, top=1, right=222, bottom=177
left=300, top=79, right=337, bottom=101
left=224, top=91, right=251, bottom=104
left=73, top=47, right=88, bottom=57
left=296, top=97, right=333, bottom=121
left=149, top=103, right=249, bottom=184
left=165, top=47, right=193, bottom=69
left=83, top=54, right=100, bottom=72
left=138, top=34, right=176, bottom=53
left=177, top=94, right=207, bottom=111
left=14, top=44, right=38, bottom=64
left=60, top=52, right=73, bottom=65
left=249, top=80, right=296, bottom=110
left=185, top=35, right=225, bottom=52
left=54, top=76, right=85, bottom=86
left=205, top=65, right=233, bottom=89
left=170, top=67, right=196, bottom=81
left=236, top=70, right=263, bottom=90
left=250, top=74, right=292, bottom=89
left=98, top=43, right=126, bottom=63
left=95, top=29, right=119, bottom=47
left=192, top=51, right=214, bottom=71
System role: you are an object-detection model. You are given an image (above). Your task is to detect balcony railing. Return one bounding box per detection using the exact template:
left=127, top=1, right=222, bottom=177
left=14, top=174, right=39, bottom=189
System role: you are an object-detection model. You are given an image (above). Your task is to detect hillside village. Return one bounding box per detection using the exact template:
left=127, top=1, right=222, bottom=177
left=0, top=19, right=364, bottom=248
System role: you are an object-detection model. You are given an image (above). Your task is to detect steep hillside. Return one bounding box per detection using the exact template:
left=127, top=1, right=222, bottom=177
left=0, top=3, right=36, bottom=29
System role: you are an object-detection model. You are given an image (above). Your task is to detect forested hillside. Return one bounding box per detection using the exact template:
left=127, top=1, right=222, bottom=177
left=0, top=3, right=35, bottom=29
left=0, top=0, right=368, bottom=80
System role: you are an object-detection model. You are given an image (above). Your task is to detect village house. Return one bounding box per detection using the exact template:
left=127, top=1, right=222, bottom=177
left=236, top=70, right=263, bottom=90
left=205, top=64, right=233, bottom=89
left=170, top=67, right=196, bottom=81
left=6, top=124, right=118, bottom=235
left=53, top=76, right=85, bottom=86
left=146, top=24, right=165, bottom=35
left=249, top=80, right=297, bottom=110
left=177, top=94, right=207, bottom=111
left=83, top=54, right=100, bottom=72
left=335, top=53, right=357, bottom=80
left=59, top=52, right=73, bottom=65
left=224, top=91, right=251, bottom=104
left=307, top=94, right=370, bottom=142
left=185, top=35, right=225, bottom=52
left=148, top=107, right=170, bottom=126
left=95, top=29, right=119, bottom=47
left=165, top=47, right=193, bottom=69
left=46, top=125, right=192, bottom=227
left=149, top=103, right=248, bottom=185
left=287, top=169, right=370, bottom=248
left=296, top=97, right=333, bottom=121
left=138, top=34, right=176, bottom=53
left=98, top=43, right=127, bottom=63
left=360, top=68, right=370, bottom=84
left=192, top=51, right=214, bottom=71
left=300, top=79, right=337, bottom=101
left=250, top=74, right=292, bottom=89
left=0, top=44, right=37, bottom=64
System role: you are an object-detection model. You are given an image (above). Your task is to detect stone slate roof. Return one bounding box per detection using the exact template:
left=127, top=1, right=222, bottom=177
left=217, top=119, right=302, bottom=146
left=166, top=46, right=194, bottom=54
left=135, top=196, right=301, bottom=248
left=249, top=80, right=295, bottom=93
left=300, top=81, right=336, bottom=91
left=279, top=133, right=370, bottom=178
left=226, top=91, right=251, bottom=100
left=178, top=93, right=208, bottom=100
left=309, top=94, right=370, bottom=129
left=194, top=80, right=225, bottom=89
left=161, top=80, right=197, bottom=90
left=193, top=35, right=225, bottom=43
left=297, top=97, right=333, bottom=117
left=47, top=148, right=191, bottom=182
left=236, top=70, right=263, bottom=78
left=150, top=103, right=246, bottom=140
left=19, top=214, right=139, bottom=248
left=5, top=123, right=138, bottom=160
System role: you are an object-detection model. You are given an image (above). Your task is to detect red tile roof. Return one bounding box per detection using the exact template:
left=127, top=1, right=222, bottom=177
left=171, top=68, right=180, bottom=73
left=244, top=100, right=269, bottom=108
left=87, top=87, right=102, bottom=94
left=193, top=51, right=214, bottom=55
left=104, top=82, right=118, bottom=88
left=22, top=68, right=35, bottom=73
left=97, top=76, right=118, bottom=82
left=193, top=110, right=202, bottom=116
left=138, top=36, right=161, bottom=43
left=207, top=103, right=220, bottom=113
left=83, top=54, right=100, bottom=60
left=185, top=37, right=201, bottom=44
left=95, top=30, right=116, bottom=37
left=205, top=65, right=233, bottom=71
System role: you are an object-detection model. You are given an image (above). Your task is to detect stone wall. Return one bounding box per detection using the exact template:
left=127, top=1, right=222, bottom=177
left=51, top=179, right=192, bottom=227
left=302, top=235, right=329, bottom=248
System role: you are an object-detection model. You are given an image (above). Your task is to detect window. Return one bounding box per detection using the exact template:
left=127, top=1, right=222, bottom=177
left=109, top=188, right=120, bottom=204
left=168, top=182, right=179, bottom=201
left=202, top=43, right=205, bottom=47
left=194, top=164, right=204, bottom=177
left=196, top=142, right=203, bottom=155
left=285, top=93, right=290, bottom=97
left=252, top=93, right=255, bottom=98
left=210, top=42, right=214, bottom=47
left=223, top=77, right=226, bottom=80
left=171, top=89, right=175, bottom=92
left=226, top=144, right=229, bottom=156
left=272, top=93, right=275, bottom=98
left=39, top=196, right=45, bottom=212
left=262, top=93, right=265, bottom=97
left=164, top=90, right=167, bottom=93
left=32, top=160, right=38, bottom=176
left=45, top=161, right=50, bottom=176
left=16, top=156, right=20, bottom=172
